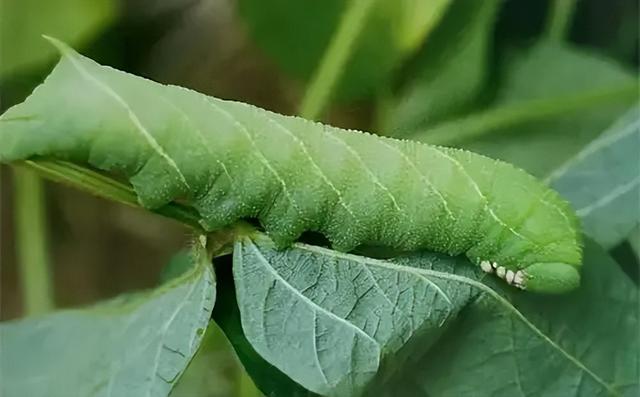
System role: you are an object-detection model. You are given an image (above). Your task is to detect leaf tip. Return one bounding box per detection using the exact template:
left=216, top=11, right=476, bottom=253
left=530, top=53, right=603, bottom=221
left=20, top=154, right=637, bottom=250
left=41, top=35, right=74, bottom=57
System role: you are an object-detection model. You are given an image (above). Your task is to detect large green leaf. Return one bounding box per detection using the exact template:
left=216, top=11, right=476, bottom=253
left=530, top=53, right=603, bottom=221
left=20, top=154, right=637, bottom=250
left=213, top=256, right=317, bottom=397
left=237, top=0, right=451, bottom=101
left=0, top=0, right=116, bottom=78
left=381, top=0, right=501, bottom=134
left=548, top=105, right=640, bottom=249
left=233, top=233, right=480, bottom=396
left=0, top=237, right=215, bottom=397
left=413, top=41, right=637, bottom=176
left=377, top=239, right=639, bottom=397
left=163, top=251, right=241, bottom=397
left=233, top=232, right=638, bottom=396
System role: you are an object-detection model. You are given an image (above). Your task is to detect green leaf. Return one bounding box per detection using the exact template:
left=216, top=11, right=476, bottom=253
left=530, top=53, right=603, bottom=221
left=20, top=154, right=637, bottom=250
left=414, top=41, right=637, bottom=176
left=237, top=0, right=451, bottom=101
left=0, top=237, right=215, bottom=397
left=0, top=0, right=116, bottom=78
left=161, top=249, right=196, bottom=283
left=548, top=105, right=640, bottom=249
left=233, top=232, right=482, bottom=396
left=169, top=322, right=239, bottom=397
left=382, top=0, right=501, bottom=134
left=213, top=256, right=316, bottom=397
left=392, top=0, right=452, bottom=54
left=377, top=238, right=639, bottom=397
left=234, top=233, right=638, bottom=396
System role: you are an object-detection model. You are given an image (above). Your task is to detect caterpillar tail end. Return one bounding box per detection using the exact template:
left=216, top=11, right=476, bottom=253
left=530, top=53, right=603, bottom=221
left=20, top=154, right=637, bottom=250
left=524, top=262, right=580, bottom=294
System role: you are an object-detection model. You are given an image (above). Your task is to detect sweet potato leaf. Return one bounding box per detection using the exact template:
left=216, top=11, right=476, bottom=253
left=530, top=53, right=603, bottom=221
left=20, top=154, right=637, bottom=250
left=0, top=238, right=215, bottom=397
left=376, top=238, right=639, bottom=397
left=232, top=233, right=638, bottom=397
left=212, top=255, right=317, bottom=397
left=233, top=232, right=480, bottom=396
left=413, top=42, right=637, bottom=176
left=548, top=105, right=640, bottom=249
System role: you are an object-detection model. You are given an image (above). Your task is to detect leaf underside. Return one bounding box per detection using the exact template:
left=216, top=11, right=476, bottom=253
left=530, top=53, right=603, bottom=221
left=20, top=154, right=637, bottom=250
left=231, top=232, right=638, bottom=397
left=549, top=105, right=640, bottom=249
left=0, top=239, right=216, bottom=397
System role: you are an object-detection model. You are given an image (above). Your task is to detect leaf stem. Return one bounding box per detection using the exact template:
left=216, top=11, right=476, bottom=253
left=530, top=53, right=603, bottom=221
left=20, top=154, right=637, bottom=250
left=19, top=160, right=203, bottom=231
left=13, top=168, right=54, bottom=315
left=545, top=0, right=578, bottom=41
left=299, top=0, right=377, bottom=120
left=410, top=82, right=637, bottom=145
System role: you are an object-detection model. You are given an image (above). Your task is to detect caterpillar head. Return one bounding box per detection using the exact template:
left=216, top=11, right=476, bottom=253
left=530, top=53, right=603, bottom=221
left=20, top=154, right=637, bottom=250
left=522, top=262, right=581, bottom=293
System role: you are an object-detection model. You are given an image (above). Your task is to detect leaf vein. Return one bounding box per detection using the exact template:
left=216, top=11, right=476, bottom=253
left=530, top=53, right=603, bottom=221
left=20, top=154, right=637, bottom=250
left=246, top=239, right=379, bottom=347
left=294, top=242, right=618, bottom=395
left=576, top=175, right=640, bottom=217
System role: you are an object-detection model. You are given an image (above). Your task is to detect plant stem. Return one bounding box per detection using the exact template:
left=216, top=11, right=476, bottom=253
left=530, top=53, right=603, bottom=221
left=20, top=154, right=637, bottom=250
left=411, top=82, right=637, bottom=146
left=546, top=0, right=578, bottom=41
left=299, top=0, right=377, bottom=120
left=19, top=160, right=203, bottom=231
left=13, top=168, right=54, bottom=315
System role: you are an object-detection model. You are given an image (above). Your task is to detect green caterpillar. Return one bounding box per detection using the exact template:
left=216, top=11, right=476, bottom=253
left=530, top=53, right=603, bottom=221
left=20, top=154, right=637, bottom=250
left=0, top=39, right=582, bottom=293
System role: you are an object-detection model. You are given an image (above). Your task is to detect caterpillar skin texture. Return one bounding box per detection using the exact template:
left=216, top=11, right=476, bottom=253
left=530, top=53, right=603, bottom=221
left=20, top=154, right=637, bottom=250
left=0, top=40, right=582, bottom=293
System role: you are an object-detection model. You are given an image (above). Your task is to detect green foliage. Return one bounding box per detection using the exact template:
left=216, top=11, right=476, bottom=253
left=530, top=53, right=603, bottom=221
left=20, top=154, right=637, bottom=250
left=0, top=238, right=215, bottom=397
left=414, top=41, right=636, bottom=176
left=237, top=0, right=450, bottom=101
left=381, top=0, right=500, bottom=134
left=231, top=233, right=637, bottom=396
left=549, top=106, right=640, bottom=249
left=169, top=323, right=241, bottom=397
left=376, top=239, right=638, bottom=396
left=213, top=258, right=316, bottom=397
left=233, top=233, right=478, bottom=396
left=0, top=0, right=116, bottom=78
left=2, top=1, right=638, bottom=395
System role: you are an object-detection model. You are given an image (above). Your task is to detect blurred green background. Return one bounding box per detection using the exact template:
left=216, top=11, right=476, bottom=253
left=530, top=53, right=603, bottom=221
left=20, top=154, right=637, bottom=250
left=0, top=0, right=638, bottom=395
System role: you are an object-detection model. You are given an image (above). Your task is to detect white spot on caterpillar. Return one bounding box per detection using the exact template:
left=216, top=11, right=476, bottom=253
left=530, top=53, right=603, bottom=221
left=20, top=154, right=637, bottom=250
left=506, top=270, right=515, bottom=284
left=513, top=270, right=526, bottom=289
left=480, top=260, right=493, bottom=273
left=482, top=260, right=527, bottom=290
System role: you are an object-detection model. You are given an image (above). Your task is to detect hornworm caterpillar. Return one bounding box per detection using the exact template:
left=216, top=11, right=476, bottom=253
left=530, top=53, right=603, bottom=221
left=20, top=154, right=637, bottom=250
left=0, top=39, right=582, bottom=293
